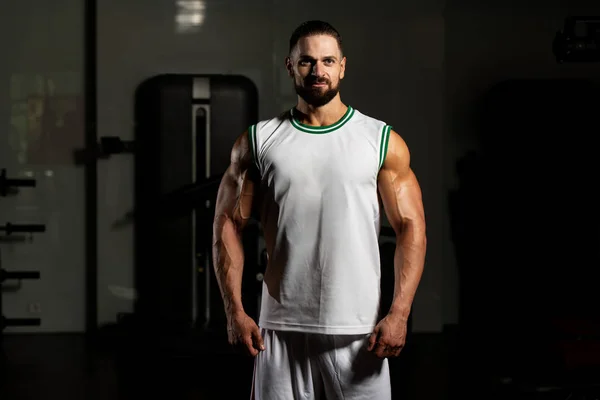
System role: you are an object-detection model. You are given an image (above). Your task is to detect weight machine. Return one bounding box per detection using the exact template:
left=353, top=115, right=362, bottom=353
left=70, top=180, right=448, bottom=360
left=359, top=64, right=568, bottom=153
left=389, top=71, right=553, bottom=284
left=84, top=74, right=262, bottom=347
left=0, top=168, right=46, bottom=339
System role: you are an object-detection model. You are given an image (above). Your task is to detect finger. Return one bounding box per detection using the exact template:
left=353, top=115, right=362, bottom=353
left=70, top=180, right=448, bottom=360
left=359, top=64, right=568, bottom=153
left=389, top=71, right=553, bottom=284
left=375, top=342, right=388, bottom=358
left=384, top=346, right=397, bottom=358
left=367, top=330, right=379, bottom=351
left=252, top=327, right=265, bottom=351
left=244, top=336, right=259, bottom=357
left=232, top=339, right=248, bottom=355
left=392, top=346, right=403, bottom=357
left=386, top=345, right=400, bottom=358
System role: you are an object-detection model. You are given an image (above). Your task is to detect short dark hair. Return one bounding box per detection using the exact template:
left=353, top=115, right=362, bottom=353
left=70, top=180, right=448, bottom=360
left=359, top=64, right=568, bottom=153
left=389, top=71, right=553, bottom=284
left=288, top=20, right=343, bottom=56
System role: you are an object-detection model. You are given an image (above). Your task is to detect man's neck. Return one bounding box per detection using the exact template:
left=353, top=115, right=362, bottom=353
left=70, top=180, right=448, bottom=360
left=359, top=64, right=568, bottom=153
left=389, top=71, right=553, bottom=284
left=295, top=96, right=347, bottom=127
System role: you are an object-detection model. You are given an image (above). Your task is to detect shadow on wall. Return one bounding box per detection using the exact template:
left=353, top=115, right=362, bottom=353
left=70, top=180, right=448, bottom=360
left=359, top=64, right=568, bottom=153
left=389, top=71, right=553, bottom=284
left=448, top=79, right=600, bottom=383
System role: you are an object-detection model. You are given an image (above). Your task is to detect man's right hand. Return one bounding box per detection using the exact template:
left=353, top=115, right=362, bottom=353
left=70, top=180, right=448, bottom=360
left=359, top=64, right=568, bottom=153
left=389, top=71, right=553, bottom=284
left=227, top=310, right=265, bottom=357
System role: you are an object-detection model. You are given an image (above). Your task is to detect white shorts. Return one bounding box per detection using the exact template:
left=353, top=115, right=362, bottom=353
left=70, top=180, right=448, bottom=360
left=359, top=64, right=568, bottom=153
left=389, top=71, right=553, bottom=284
left=251, top=328, right=391, bottom=400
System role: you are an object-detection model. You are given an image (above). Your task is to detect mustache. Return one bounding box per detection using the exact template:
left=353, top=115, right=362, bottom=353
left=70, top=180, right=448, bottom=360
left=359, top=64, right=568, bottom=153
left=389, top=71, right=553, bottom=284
left=306, top=77, right=330, bottom=85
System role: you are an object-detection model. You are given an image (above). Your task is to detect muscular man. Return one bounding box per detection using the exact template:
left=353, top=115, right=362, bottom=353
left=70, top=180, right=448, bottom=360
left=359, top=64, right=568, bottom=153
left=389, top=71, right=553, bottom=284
left=212, top=20, right=427, bottom=399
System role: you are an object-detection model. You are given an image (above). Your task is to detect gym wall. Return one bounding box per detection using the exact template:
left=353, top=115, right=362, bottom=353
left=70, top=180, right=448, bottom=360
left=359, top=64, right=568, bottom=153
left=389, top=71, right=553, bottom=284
left=95, top=0, right=447, bottom=333
left=0, top=0, right=86, bottom=333
left=8, top=0, right=599, bottom=335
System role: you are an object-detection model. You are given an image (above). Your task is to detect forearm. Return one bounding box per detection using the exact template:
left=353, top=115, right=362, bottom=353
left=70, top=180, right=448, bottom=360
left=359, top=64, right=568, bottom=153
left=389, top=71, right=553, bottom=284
left=390, top=222, right=427, bottom=319
left=212, top=215, right=246, bottom=316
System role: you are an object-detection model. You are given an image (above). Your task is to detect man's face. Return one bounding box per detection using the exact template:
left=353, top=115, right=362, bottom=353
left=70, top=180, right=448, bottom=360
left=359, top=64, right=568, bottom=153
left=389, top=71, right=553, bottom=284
left=286, top=34, right=346, bottom=107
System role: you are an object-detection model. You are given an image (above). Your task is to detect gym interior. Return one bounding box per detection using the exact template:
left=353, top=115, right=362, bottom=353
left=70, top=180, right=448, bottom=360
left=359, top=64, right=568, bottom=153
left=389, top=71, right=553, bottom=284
left=1, top=1, right=600, bottom=399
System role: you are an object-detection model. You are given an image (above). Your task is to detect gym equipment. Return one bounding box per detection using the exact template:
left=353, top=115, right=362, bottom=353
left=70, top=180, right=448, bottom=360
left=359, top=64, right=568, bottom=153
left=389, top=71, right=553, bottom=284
left=158, top=173, right=224, bottom=219
left=132, top=74, right=260, bottom=337
left=74, top=136, right=135, bottom=164
left=0, top=270, right=40, bottom=281
left=0, top=224, right=45, bottom=336
left=0, top=223, right=46, bottom=236
left=553, top=16, right=600, bottom=63
left=0, top=169, right=46, bottom=338
left=0, top=264, right=42, bottom=334
left=0, top=243, right=44, bottom=337
left=0, top=168, right=35, bottom=197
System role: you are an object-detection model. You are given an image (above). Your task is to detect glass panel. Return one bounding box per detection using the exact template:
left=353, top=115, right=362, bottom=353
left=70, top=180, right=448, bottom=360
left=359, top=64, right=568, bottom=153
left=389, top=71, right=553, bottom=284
left=0, top=1, right=85, bottom=333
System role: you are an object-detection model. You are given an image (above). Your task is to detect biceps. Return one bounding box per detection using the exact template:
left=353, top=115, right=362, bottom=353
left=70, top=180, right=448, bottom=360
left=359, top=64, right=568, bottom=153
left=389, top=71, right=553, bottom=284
left=237, top=169, right=256, bottom=221
left=378, top=169, right=425, bottom=235
left=214, top=166, right=255, bottom=230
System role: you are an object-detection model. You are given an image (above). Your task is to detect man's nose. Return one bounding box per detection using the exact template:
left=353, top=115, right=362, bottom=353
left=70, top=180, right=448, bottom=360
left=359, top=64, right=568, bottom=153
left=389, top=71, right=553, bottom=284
left=311, top=62, right=325, bottom=76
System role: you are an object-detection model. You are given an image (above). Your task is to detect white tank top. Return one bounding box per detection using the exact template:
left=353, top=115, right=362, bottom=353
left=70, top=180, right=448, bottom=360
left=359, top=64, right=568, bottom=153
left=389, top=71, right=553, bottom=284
left=249, top=106, right=392, bottom=335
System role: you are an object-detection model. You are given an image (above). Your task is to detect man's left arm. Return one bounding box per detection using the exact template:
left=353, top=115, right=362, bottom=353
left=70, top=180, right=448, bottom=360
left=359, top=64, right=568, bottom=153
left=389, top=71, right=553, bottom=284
left=367, top=129, right=427, bottom=358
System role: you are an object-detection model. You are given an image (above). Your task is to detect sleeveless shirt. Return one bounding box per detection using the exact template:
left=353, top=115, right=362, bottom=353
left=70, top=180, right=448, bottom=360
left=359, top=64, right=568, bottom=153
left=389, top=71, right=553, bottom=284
left=248, top=106, right=392, bottom=335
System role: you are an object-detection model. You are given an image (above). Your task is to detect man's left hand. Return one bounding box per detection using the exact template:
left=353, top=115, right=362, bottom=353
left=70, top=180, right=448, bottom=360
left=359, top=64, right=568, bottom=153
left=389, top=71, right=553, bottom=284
left=367, top=312, right=408, bottom=358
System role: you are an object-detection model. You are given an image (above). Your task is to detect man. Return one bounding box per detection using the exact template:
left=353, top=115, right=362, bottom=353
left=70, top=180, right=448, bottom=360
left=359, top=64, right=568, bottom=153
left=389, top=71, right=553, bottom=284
left=212, top=20, right=427, bottom=399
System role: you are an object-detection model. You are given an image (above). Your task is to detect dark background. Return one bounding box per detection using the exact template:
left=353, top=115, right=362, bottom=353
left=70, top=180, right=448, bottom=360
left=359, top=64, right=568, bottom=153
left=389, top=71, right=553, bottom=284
left=1, top=0, right=600, bottom=398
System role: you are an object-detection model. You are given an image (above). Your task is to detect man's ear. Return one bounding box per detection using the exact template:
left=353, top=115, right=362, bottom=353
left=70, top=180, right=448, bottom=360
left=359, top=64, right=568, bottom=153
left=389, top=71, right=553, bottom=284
left=340, top=56, right=346, bottom=80
left=285, top=56, right=294, bottom=77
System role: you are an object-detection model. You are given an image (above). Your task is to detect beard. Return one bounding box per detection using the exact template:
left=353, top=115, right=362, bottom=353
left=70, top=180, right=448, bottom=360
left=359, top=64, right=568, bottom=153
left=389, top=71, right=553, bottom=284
left=295, top=77, right=340, bottom=107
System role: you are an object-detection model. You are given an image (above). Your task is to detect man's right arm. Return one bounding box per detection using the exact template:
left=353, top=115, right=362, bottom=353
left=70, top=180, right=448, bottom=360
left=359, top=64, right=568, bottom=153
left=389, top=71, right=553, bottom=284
left=212, top=130, right=258, bottom=320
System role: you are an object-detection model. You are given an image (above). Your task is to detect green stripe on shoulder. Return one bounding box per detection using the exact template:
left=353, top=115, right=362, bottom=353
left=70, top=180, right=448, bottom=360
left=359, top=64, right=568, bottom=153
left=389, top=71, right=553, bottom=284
left=247, top=124, right=259, bottom=168
left=378, top=125, right=392, bottom=170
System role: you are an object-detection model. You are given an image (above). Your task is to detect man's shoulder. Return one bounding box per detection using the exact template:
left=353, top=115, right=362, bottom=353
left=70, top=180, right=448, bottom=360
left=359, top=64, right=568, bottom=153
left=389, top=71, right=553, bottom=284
left=252, top=109, right=291, bottom=132
left=256, top=109, right=290, bottom=125
left=349, top=108, right=389, bottom=131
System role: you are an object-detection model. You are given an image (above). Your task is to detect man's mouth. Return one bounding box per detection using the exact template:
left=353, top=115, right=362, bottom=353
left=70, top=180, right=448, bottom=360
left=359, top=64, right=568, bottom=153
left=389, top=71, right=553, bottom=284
left=309, top=80, right=328, bottom=87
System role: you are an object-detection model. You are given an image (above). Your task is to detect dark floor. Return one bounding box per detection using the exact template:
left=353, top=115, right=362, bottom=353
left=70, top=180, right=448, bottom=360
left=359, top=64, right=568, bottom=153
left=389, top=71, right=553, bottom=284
left=1, top=326, right=600, bottom=400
